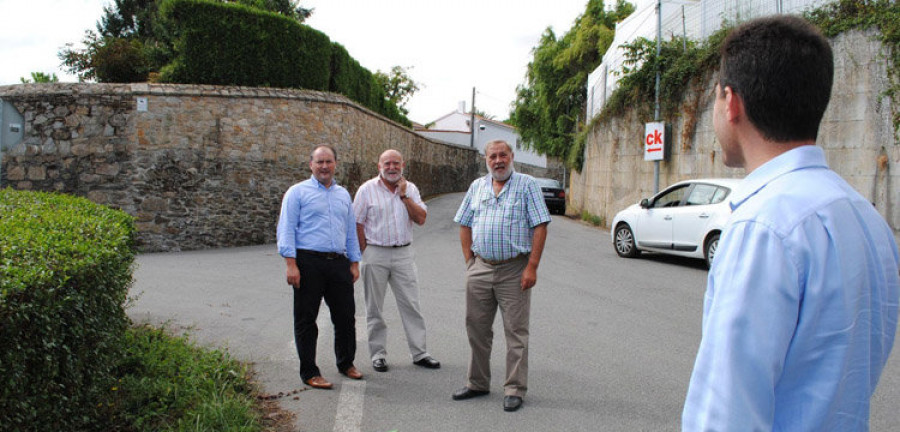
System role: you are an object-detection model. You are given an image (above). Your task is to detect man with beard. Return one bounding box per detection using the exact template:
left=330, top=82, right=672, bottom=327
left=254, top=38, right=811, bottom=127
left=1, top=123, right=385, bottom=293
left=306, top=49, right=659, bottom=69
left=353, top=149, right=441, bottom=373
left=451, top=139, right=551, bottom=412
left=277, top=145, right=363, bottom=390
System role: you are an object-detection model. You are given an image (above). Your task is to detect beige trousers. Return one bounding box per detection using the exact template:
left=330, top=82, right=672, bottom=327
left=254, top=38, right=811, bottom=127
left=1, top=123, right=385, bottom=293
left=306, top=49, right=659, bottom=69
left=362, top=245, right=430, bottom=362
left=464, top=254, right=531, bottom=398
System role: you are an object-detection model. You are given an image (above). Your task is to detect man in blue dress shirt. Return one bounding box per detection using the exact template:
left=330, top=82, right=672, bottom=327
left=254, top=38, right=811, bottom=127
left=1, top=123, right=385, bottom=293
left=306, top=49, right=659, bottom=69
left=682, top=16, right=900, bottom=431
left=277, top=145, right=363, bottom=390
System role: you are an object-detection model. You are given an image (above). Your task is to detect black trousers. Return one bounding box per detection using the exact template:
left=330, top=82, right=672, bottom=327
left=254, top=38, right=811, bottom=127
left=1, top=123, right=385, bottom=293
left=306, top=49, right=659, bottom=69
left=293, top=251, right=356, bottom=381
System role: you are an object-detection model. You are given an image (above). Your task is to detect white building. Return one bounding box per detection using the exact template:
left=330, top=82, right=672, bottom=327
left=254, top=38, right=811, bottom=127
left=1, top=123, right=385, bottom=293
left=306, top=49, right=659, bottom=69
left=416, top=102, right=547, bottom=168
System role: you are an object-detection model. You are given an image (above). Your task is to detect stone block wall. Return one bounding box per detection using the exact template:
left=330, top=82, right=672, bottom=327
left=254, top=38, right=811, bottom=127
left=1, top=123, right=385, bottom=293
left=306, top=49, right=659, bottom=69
left=0, top=84, right=481, bottom=251
left=570, top=29, right=899, bottom=236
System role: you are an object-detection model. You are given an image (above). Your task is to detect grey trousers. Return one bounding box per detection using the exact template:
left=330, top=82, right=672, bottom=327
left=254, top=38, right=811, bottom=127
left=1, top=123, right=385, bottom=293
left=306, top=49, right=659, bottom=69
left=464, top=254, right=531, bottom=398
left=362, top=245, right=431, bottom=362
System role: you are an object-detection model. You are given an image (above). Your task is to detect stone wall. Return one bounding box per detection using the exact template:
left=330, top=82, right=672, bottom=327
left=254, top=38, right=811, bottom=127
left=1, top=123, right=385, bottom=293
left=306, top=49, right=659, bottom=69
left=0, top=83, right=481, bottom=251
left=570, top=29, right=899, bottom=236
left=513, top=156, right=567, bottom=183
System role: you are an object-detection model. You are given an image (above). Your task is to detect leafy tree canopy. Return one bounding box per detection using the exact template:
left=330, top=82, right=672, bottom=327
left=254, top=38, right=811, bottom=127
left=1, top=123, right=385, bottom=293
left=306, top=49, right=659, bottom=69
left=20, top=72, right=59, bottom=83
left=59, top=0, right=312, bottom=83
left=374, top=66, right=421, bottom=116
left=510, top=0, right=634, bottom=167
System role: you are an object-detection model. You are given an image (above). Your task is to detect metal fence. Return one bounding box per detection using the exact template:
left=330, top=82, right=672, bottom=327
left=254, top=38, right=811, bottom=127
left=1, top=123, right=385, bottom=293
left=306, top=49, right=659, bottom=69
left=586, top=0, right=835, bottom=120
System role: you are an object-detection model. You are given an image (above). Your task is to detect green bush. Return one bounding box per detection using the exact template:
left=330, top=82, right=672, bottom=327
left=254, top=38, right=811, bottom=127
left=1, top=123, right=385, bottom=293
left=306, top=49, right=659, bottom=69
left=159, top=0, right=412, bottom=127
left=160, top=0, right=331, bottom=90
left=95, top=37, right=152, bottom=83
left=0, top=189, right=136, bottom=430
left=329, top=42, right=353, bottom=95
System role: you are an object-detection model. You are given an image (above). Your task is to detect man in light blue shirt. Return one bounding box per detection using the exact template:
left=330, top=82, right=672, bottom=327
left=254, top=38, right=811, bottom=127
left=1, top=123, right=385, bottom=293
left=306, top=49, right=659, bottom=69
left=682, top=16, right=899, bottom=431
left=276, top=145, right=362, bottom=390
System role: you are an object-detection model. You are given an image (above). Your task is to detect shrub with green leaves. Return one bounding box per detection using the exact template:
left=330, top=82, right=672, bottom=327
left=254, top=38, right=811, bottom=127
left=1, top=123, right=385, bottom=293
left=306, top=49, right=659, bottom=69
left=159, top=0, right=412, bottom=127
left=160, top=0, right=331, bottom=90
left=0, top=189, right=136, bottom=431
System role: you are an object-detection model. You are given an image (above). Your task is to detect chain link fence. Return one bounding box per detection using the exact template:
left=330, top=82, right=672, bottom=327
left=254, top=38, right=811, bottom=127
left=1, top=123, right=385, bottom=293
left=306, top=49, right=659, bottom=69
left=586, top=0, right=834, bottom=119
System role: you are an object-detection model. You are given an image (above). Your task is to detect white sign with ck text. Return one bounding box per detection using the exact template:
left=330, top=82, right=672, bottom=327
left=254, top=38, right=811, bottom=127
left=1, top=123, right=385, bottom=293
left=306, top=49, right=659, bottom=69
left=644, top=122, right=665, bottom=161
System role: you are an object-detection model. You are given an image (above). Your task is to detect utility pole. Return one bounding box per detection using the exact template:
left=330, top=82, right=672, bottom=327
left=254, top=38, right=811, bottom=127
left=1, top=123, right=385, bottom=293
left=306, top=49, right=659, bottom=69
left=654, top=0, right=662, bottom=194
left=469, top=87, right=476, bottom=148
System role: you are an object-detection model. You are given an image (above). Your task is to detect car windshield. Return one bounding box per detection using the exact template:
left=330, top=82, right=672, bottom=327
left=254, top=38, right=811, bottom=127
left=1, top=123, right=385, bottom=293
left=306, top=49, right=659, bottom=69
left=535, top=178, right=562, bottom=188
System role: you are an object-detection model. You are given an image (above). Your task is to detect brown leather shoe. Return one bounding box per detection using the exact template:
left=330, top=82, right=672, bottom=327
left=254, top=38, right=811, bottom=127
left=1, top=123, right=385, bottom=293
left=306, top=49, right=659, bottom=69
left=340, top=366, right=363, bottom=380
left=304, top=376, right=333, bottom=389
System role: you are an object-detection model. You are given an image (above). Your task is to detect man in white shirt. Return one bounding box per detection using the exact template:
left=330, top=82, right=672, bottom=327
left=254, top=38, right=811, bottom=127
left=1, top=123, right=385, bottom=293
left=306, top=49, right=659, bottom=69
left=682, top=16, right=900, bottom=431
left=353, top=149, right=440, bottom=373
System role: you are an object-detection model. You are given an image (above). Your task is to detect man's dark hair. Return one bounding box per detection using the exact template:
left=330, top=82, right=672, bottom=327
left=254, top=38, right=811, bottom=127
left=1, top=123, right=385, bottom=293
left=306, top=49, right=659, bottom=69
left=310, top=145, right=337, bottom=161
left=719, top=15, right=833, bottom=142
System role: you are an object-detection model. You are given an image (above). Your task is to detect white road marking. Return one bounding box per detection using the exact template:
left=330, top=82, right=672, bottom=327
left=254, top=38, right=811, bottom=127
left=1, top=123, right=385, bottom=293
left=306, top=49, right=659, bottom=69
left=285, top=310, right=368, bottom=431
left=333, top=380, right=366, bottom=432
left=333, top=313, right=369, bottom=432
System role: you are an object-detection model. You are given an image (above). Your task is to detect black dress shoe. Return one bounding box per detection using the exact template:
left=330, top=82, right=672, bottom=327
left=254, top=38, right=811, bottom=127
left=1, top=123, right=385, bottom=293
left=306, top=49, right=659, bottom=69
left=413, top=356, right=441, bottom=369
left=452, top=387, right=489, bottom=400
left=372, top=358, right=388, bottom=372
left=503, top=396, right=523, bottom=412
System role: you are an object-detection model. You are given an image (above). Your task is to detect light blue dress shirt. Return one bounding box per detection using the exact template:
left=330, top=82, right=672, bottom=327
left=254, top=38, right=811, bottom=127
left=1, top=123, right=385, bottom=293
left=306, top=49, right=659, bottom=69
left=682, top=146, right=899, bottom=431
left=276, top=176, right=361, bottom=262
left=454, top=172, right=551, bottom=261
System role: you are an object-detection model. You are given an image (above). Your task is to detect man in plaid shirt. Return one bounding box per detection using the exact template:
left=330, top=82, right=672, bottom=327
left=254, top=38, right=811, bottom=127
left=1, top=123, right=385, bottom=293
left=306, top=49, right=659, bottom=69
left=451, top=139, right=551, bottom=412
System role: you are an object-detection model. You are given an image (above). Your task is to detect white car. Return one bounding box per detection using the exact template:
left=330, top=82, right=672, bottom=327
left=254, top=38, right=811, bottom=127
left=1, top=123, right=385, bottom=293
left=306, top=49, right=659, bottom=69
left=611, top=178, right=741, bottom=268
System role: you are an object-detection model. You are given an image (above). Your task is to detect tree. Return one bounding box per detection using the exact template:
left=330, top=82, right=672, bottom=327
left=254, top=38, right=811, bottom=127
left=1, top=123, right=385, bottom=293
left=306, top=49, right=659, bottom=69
left=374, top=66, right=421, bottom=116
left=59, top=0, right=313, bottom=82
left=60, top=0, right=168, bottom=82
left=232, top=0, right=312, bottom=21
left=19, top=72, right=59, bottom=83
left=474, top=109, right=495, bottom=120
left=511, top=0, right=634, bottom=167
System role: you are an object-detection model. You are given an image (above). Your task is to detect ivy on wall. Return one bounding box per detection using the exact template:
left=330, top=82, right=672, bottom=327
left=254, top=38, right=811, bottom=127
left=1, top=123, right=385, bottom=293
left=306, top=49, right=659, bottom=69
left=805, top=0, right=900, bottom=137
left=580, top=0, right=900, bottom=172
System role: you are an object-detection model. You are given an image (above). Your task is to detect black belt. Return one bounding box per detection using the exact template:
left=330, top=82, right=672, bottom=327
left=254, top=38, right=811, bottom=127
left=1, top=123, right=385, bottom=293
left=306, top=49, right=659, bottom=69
left=297, top=249, right=345, bottom=260
left=475, top=253, right=527, bottom=266
left=372, top=243, right=411, bottom=248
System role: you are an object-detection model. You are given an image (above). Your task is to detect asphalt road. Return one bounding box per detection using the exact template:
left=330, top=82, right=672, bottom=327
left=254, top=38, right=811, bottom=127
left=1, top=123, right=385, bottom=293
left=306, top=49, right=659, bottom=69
left=130, top=192, right=900, bottom=432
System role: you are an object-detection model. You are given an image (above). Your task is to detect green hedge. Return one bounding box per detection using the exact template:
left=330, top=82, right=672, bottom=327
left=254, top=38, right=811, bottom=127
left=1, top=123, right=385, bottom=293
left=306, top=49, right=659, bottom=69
left=160, top=0, right=331, bottom=90
left=160, top=0, right=412, bottom=127
left=0, top=189, right=136, bottom=431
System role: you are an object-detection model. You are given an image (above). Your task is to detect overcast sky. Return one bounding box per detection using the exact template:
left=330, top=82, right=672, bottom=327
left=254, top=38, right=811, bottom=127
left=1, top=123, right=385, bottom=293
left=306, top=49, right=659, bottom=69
left=0, top=0, right=592, bottom=124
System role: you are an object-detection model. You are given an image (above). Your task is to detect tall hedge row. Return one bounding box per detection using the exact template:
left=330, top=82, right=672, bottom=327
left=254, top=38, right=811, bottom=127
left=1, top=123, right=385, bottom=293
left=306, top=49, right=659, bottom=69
left=0, top=189, right=136, bottom=431
left=160, top=0, right=411, bottom=127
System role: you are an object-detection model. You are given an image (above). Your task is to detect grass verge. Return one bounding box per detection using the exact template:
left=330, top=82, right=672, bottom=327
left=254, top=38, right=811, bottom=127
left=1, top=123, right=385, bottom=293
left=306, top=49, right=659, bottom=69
left=580, top=210, right=605, bottom=227
left=106, top=324, right=293, bottom=432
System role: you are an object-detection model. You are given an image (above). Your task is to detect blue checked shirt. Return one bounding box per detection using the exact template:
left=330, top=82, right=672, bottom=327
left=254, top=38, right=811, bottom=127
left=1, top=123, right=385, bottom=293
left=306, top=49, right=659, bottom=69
left=454, top=172, right=551, bottom=261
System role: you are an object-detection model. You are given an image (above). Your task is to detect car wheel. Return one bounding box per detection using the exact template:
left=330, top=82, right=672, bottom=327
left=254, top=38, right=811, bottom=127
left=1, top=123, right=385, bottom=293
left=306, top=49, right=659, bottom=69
left=614, top=224, right=640, bottom=258
left=704, top=232, right=720, bottom=269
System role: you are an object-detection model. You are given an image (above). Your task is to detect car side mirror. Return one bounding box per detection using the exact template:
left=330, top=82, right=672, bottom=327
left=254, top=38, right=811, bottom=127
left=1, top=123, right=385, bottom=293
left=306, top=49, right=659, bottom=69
left=640, top=198, right=650, bottom=208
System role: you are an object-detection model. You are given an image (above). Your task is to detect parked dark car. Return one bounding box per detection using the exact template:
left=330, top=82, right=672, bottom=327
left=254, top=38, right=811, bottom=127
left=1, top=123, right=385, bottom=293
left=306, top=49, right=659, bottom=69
left=534, top=177, right=566, bottom=215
